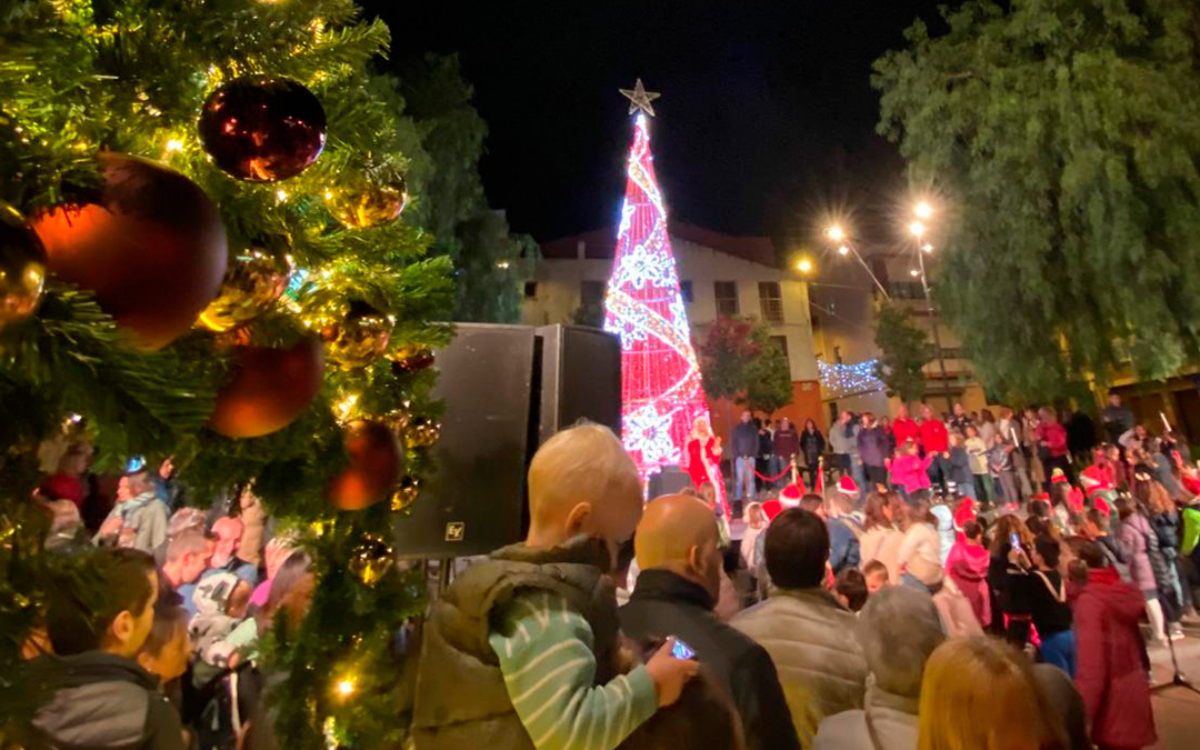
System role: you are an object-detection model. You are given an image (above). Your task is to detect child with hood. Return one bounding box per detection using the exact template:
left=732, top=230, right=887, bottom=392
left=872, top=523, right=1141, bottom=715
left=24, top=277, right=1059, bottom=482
left=946, top=520, right=991, bottom=628
left=1074, top=541, right=1156, bottom=750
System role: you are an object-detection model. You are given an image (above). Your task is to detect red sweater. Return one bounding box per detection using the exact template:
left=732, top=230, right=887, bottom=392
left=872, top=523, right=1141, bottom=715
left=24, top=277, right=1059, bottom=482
left=892, top=417, right=920, bottom=449
left=919, top=419, right=949, bottom=453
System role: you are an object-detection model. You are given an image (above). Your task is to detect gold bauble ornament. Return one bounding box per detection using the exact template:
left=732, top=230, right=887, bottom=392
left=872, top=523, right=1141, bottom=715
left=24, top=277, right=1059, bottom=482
left=326, top=175, right=408, bottom=229
left=346, top=533, right=395, bottom=586
left=0, top=201, right=47, bottom=335
left=381, top=408, right=410, bottom=432
left=405, top=416, right=441, bottom=449
left=197, top=240, right=293, bottom=332
left=390, top=475, right=420, bottom=513
left=321, top=300, right=394, bottom=370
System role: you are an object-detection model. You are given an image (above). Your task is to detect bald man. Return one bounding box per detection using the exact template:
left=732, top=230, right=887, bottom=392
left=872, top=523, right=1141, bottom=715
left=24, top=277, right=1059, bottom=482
left=620, top=494, right=801, bottom=750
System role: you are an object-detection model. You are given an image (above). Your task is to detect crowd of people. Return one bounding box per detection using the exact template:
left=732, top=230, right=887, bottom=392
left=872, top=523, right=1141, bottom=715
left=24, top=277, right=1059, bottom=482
left=16, top=395, right=1200, bottom=750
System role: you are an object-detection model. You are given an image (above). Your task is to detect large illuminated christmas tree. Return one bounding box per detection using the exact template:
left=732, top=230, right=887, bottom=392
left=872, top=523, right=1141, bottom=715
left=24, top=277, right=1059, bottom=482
left=603, top=81, right=712, bottom=477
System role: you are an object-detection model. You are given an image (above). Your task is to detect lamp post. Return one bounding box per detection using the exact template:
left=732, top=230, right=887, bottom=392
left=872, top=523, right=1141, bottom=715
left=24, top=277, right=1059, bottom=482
left=825, top=225, right=890, bottom=300
left=909, top=215, right=952, bottom=411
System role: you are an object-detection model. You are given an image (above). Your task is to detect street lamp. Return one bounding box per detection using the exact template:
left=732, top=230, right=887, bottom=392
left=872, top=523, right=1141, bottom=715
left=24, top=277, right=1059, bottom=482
left=796, top=257, right=814, bottom=274
left=909, top=207, right=951, bottom=409
left=823, top=223, right=890, bottom=299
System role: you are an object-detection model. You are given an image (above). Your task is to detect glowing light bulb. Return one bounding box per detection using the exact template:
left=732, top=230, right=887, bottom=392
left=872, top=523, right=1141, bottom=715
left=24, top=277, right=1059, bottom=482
left=922, top=243, right=934, bottom=253
left=909, top=221, right=926, bottom=238
left=165, top=139, right=184, bottom=152
left=910, top=268, right=920, bottom=277
left=336, top=678, right=355, bottom=697
left=826, top=225, right=845, bottom=242
left=914, top=201, right=933, bottom=219
left=837, top=245, right=850, bottom=256
left=797, top=258, right=814, bottom=274
left=496, top=260, right=511, bottom=270
left=275, top=189, right=288, bottom=202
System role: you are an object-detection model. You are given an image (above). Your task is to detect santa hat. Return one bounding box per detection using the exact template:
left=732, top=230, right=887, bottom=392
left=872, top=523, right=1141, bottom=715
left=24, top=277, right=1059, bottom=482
left=780, top=483, right=804, bottom=504
left=1080, top=470, right=1114, bottom=495
left=1050, top=468, right=1068, bottom=484
left=837, top=476, right=858, bottom=497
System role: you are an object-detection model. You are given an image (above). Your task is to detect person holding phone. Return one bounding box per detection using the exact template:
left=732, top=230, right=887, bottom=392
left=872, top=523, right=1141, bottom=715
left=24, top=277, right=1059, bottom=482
left=620, top=494, right=801, bottom=750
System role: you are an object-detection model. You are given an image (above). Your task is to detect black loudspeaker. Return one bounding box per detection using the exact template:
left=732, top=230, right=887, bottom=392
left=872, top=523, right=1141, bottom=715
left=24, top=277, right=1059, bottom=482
left=393, top=324, right=535, bottom=558
left=535, top=325, right=622, bottom=443
left=648, top=465, right=692, bottom=498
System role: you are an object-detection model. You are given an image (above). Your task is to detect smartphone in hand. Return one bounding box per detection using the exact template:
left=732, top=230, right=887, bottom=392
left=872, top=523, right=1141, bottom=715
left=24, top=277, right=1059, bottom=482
left=670, top=638, right=697, bottom=660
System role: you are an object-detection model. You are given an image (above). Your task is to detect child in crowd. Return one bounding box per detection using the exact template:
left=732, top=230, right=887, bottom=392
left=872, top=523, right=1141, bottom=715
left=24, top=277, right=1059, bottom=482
left=946, top=520, right=991, bottom=629
left=862, top=559, right=890, bottom=594
left=946, top=432, right=975, bottom=500
left=889, top=440, right=932, bottom=500
left=137, top=603, right=192, bottom=685
left=740, top=502, right=767, bottom=577
left=964, top=425, right=991, bottom=505
left=834, top=568, right=868, bottom=613
left=411, top=423, right=698, bottom=750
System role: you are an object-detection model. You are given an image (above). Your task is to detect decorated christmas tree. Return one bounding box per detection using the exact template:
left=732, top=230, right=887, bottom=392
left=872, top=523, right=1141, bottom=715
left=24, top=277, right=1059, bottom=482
left=603, top=81, right=712, bottom=478
left=1, top=1, right=452, bottom=747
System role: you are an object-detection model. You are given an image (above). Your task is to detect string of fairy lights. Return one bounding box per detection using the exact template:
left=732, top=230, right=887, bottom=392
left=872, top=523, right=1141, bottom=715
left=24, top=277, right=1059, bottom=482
left=817, top=358, right=884, bottom=399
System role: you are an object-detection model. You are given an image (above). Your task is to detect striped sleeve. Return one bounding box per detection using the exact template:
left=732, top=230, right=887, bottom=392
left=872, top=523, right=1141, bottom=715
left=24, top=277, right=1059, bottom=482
left=488, top=589, right=658, bottom=750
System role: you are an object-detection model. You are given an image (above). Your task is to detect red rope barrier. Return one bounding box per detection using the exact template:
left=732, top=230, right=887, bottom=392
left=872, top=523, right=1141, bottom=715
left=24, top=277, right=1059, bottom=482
left=752, top=465, right=795, bottom=482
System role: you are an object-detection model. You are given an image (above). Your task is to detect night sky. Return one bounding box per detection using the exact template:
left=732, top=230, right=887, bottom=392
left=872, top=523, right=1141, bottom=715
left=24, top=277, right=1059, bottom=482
left=370, top=1, right=949, bottom=245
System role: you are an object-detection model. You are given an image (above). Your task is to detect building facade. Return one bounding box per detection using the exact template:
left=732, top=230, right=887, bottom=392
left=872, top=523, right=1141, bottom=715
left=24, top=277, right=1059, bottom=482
left=809, top=246, right=989, bottom=422
left=523, top=223, right=825, bottom=440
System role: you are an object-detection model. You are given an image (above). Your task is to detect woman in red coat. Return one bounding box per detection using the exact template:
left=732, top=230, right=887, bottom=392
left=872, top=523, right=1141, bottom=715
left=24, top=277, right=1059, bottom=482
left=686, top=415, right=728, bottom=518
left=1074, top=541, right=1156, bottom=750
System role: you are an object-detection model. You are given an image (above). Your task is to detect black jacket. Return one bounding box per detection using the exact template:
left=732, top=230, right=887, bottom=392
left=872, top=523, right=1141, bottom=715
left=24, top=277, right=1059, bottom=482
left=732, top=422, right=760, bottom=458
left=29, top=651, right=184, bottom=750
left=619, top=570, right=801, bottom=750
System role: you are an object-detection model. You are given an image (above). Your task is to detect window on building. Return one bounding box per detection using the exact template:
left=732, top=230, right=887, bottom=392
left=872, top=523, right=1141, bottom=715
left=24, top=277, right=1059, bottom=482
left=714, top=281, right=739, bottom=317
left=759, top=281, right=784, bottom=323
left=580, top=280, right=605, bottom=306
left=869, top=258, right=891, bottom=298
left=680, top=280, right=694, bottom=303
left=888, top=281, right=925, bottom=300
left=524, top=281, right=538, bottom=299
left=769, top=335, right=790, bottom=359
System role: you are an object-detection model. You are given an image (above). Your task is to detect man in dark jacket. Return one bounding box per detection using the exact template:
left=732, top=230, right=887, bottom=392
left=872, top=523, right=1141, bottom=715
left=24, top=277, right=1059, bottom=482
left=30, top=547, right=185, bottom=750
left=621, top=494, right=801, bottom=750
left=857, top=413, right=890, bottom=492
left=732, top=410, right=760, bottom=502
left=1100, top=393, right=1135, bottom=446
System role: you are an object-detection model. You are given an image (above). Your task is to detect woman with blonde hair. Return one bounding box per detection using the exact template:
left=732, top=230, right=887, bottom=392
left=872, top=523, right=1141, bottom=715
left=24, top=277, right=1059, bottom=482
left=686, top=415, right=728, bottom=518
left=918, top=637, right=1066, bottom=750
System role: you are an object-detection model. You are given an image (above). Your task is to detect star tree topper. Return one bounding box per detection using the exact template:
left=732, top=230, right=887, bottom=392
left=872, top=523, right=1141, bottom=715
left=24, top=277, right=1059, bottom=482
left=620, top=78, right=661, bottom=117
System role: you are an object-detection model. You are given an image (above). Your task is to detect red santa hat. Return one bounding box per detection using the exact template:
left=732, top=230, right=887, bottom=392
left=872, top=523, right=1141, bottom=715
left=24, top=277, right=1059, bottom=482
left=780, top=482, right=804, bottom=504
left=1050, top=468, right=1068, bottom=484
left=1079, top=469, right=1114, bottom=495
left=837, top=476, right=858, bottom=497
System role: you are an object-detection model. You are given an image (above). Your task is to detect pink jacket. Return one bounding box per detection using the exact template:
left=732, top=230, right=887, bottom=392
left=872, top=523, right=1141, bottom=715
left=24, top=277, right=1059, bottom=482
left=946, top=540, right=992, bottom=627
left=889, top=454, right=932, bottom=493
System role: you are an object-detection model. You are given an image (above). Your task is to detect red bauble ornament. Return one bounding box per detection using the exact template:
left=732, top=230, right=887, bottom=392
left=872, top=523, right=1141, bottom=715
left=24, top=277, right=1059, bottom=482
left=31, top=152, right=228, bottom=350
left=198, top=76, right=327, bottom=182
left=328, top=420, right=403, bottom=511
left=209, top=336, right=324, bottom=438
left=390, top=347, right=434, bottom=375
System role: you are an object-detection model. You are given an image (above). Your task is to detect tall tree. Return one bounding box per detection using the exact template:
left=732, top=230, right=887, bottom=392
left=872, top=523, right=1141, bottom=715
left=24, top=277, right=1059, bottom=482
left=874, top=303, right=933, bottom=404
left=397, top=55, right=529, bottom=323
left=874, top=0, right=1200, bottom=400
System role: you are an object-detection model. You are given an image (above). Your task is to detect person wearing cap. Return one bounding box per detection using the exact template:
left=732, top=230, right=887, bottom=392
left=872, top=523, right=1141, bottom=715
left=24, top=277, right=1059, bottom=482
left=812, top=586, right=945, bottom=750
left=95, top=467, right=168, bottom=554
left=733, top=508, right=867, bottom=747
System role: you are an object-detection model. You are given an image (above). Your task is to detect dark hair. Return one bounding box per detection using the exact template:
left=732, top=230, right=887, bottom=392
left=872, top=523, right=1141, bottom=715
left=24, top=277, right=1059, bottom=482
left=1034, top=535, right=1061, bottom=568
left=963, top=521, right=982, bottom=541
left=1076, top=540, right=1107, bottom=569
left=863, top=492, right=894, bottom=531
left=46, top=548, right=157, bottom=655
left=1028, top=499, right=1050, bottom=520
left=835, top=568, right=868, bottom=612
left=981, top=409, right=995, bottom=424
left=140, top=604, right=188, bottom=658
left=764, top=508, right=829, bottom=589
left=1026, top=516, right=1050, bottom=538
left=1085, top=508, right=1106, bottom=529
left=624, top=668, right=745, bottom=750
left=798, top=493, right=824, bottom=513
